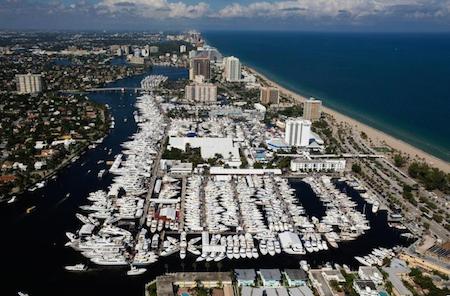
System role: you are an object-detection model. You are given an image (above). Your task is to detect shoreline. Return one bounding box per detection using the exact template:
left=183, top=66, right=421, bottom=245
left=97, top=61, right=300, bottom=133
left=246, top=66, right=450, bottom=173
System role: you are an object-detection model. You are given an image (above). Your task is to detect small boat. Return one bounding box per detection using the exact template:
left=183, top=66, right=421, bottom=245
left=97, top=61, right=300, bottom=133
left=65, top=264, right=87, bottom=271
left=214, top=252, right=226, bottom=262
left=7, top=196, right=17, bottom=204
left=97, top=169, right=107, bottom=179
left=355, top=256, right=371, bottom=267
left=26, top=206, right=36, bottom=214
left=17, top=292, right=29, bottom=296
left=300, top=260, right=309, bottom=271
left=127, top=266, right=146, bottom=276
left=66, top=232, right=76, bottom=241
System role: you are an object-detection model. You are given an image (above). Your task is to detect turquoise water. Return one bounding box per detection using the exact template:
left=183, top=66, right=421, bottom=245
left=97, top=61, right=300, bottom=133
left=204, top=32, right=450, bottom=162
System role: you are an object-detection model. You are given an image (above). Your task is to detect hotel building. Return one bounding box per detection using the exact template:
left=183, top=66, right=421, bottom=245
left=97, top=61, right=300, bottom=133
left=260, top=87, right=280, bottom=105
left=285, top=118, right=311, bottom=147
left=303, top=98, right=322, bottom=121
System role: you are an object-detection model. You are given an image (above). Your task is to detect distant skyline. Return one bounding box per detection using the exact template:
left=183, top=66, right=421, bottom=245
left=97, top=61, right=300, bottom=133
left=1, top=0, right=450, bottom=31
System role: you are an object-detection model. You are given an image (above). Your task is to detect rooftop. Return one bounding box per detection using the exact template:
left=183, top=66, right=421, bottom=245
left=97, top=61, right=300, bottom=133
left=259, top=269, right=282, bottom=281
left=284, top=269, right=308, bottom=280
left=235, top=269, right=256, bottom=281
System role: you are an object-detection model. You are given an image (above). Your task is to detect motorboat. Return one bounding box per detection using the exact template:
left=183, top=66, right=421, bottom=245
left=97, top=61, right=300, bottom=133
left=127, top=266, right=146, bottom=276
left=300, top=260, right=309, bottom=271
left=65, top=264, right=87, bottom=271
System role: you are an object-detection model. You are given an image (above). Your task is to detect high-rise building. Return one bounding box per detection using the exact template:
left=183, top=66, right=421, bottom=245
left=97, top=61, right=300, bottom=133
left=185, top=83, right=217, bottom=103
left=285, top=118, right=311, bottom=147
left=223, top=56, right=241, bottom=82
left=16, top=74, right=43, bottom=94
left=189, top=55, right=211, bottom=81
left=260, top=87, right=280, bottom=105
left=303, top=98, right=322, bottom=121
left=180, top=45, right=187, bottom=53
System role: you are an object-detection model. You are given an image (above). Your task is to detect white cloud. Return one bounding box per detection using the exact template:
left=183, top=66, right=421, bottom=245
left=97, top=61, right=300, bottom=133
left=215, top=0, right=450, bottom=19
left=96, top=0, right=209, bottom=19
left=11, top=0, right=447, bottom=22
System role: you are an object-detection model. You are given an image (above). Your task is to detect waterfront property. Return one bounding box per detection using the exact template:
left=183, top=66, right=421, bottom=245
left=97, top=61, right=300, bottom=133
left=382, top=259, right=413, bottom=296
left=283, top=269, right=308, bottom=287
left=258, top=269, right=282, bottom=287
left=235, top=269, right=257, bottom=286
left=352, top=280, right=378, bottom=296
left=155, top=272, right=233, bottom=291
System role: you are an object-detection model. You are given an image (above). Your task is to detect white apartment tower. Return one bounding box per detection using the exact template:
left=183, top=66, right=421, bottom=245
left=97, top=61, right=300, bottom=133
left=185, top=83, right=217, bottom=103
left=223, top=56, right=241, bottom=82
left=16, top=74, right=43, bottom=94
left=285, top=118, right=311, bottom=147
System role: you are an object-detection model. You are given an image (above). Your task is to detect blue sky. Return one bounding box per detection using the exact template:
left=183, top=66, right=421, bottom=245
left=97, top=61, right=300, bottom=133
left=1, top=0, right=450, bottom=31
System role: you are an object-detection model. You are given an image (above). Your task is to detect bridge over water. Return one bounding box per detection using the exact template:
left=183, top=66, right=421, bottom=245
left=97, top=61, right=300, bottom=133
left=86, top=87, right=143, bottom=92
left=59, top=87, right=145, bottom=94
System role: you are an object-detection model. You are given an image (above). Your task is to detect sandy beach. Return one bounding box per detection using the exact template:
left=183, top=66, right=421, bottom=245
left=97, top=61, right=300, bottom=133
left=247, top=67, right=450, bottom=173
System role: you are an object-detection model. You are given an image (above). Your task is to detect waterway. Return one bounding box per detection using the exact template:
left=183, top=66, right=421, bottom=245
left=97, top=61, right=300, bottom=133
left=0, top=66, right=408, bottom=296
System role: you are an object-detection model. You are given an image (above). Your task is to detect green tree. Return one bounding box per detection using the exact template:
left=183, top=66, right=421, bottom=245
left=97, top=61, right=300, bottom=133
left=352, top=163, right=362, bottom=174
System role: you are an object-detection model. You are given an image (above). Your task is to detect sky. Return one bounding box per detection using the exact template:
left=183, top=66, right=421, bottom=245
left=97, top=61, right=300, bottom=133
left=1, top=0, right=450, bottom=31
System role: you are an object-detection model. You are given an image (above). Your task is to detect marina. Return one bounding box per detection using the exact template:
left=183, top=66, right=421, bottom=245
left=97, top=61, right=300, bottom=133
left=0, top=67, right=408, bottom=296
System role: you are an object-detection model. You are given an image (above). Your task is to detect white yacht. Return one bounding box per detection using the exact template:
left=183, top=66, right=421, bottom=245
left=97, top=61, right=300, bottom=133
left=65, top=264, right=87, bottom=271
left=127, top=266, right=146, bottom=276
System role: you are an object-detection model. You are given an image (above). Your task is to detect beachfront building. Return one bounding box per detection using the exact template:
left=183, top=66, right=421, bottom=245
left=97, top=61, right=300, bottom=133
left=223, top=56, right=241, bottom=82
left=285, top=118, right=311, bottom=147
left=185, top=82, right=217, bottom=103
left=260, top=86, right=280, bottom=105
left=290, top=158, right=346, bottom=173
left=16, top=73, right=43, bottom=94
left=303, top=98, right=322, bottom=122
left=189, top=53, right=211, bottom=80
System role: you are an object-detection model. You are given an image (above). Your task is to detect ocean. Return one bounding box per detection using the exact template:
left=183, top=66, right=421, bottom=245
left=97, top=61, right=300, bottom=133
left=203, top=31, right=450, bottom=163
